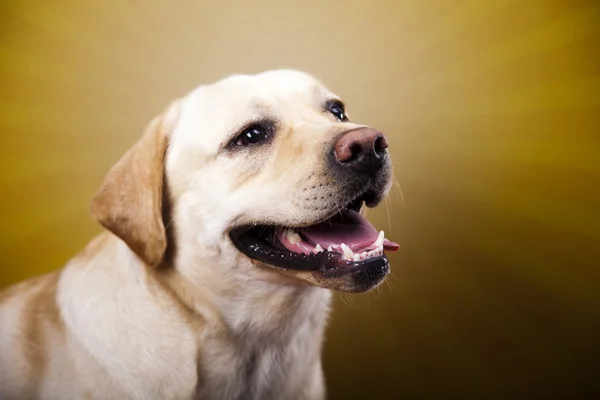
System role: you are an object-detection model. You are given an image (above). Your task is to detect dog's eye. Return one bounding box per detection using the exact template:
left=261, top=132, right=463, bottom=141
left=329, top=102, right=348, bottom=122
left=234, top=125, right=270, bottom=146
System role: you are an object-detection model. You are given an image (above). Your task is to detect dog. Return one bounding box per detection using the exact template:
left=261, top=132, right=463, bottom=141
left=0, top=70, right=399, bottom=400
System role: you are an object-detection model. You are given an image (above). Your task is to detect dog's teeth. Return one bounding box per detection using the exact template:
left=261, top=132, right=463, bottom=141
left=286, top=229, right=301, bottom=244
left=327, top=245, right=333, bottom=252
left=353, top=253, right=361, bottom=261
left=373, top=230, right=384, bottom=248
left=340, top=243, right=354, bottom=261
left=314, top=244, right=324, bottom=253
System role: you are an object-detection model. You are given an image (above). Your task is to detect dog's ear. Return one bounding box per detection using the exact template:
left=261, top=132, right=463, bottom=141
left=90, top=101, right=180, bottom=267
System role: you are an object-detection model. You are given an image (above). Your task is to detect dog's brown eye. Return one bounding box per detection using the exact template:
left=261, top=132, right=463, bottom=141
left=329, top=102, right=348, bottom=122
left=235, top=125, right=270, bottom=146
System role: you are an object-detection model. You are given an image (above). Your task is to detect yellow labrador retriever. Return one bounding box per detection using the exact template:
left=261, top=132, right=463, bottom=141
left=0, top=70, right=399, bottom=400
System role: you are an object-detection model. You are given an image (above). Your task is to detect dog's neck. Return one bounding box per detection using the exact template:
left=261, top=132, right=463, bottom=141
left=155, top=254, right=332, bottom=339
left=156, top=254, right=332, bottom=399
left=155, top=259, right=332, bottom=400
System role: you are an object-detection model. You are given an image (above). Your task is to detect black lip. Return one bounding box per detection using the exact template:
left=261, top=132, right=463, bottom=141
left=229, top=224, right=390, bottom=273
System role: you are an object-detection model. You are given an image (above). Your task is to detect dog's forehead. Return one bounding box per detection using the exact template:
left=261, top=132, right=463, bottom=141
left=209, top=70, right=333, bottom=104
left=172, top=70, right=337, bottom=152
left=254, top=69, right=330, bottom=95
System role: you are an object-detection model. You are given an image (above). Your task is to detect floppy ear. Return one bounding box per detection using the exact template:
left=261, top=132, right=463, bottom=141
left=90, top=101, right=180, bottom=267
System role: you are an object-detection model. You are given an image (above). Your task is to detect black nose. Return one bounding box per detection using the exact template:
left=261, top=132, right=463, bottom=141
left=332, top=127, right=388, bottom=175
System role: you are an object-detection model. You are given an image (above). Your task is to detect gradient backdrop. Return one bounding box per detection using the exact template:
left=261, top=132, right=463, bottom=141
left=1, top=0, right=599, bottom=398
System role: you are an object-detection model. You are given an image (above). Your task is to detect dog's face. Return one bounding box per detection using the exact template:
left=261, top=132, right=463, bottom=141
left=91, top=70, right=398, bottom=293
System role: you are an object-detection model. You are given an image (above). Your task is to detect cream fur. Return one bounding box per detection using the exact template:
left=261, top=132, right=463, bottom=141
left=0, top=70, right=391, bottom=400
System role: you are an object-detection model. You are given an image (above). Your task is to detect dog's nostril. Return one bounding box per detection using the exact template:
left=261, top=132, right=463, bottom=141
left=349, top=143, right=362, bottom=160
left=374, top=135, right=388, bottom=154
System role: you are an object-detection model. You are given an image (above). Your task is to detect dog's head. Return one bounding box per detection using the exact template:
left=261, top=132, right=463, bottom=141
left=91, top=70, right=399, bottom=293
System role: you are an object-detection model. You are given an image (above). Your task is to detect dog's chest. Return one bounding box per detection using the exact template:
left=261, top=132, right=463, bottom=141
left=197, top=337, right=309, bottom=400
left=196, top=292, right=330, bottom=400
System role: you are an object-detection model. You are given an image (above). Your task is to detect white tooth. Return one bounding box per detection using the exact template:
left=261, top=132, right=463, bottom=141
left=353, top=253, right=361, bottom=261
left=327, top=245, right=333, bottom=252
left=314, top=244, right=324, bottom=253
left=340, top=243, right=354, bottom=261
left=286, top=229, right=301, bottom=244
left=374, top=230, right=384, bottom=248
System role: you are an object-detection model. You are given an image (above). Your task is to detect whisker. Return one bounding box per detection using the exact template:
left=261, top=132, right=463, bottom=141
left=384, top=194, right=392, bottom=234
left=384, top=276, right=396, bottom=294
left=392, top=177, right=405, bottom=207
left=340, top=293, right=361, bottom=311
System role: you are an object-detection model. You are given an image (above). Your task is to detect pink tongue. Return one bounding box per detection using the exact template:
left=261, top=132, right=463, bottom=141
left=300, top=210, right=398, bottom=252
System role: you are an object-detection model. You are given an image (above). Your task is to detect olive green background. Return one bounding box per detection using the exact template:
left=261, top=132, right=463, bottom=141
left=1, top=0, right=599, bottom=398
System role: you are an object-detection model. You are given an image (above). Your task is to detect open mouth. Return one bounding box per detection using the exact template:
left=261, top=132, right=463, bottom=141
left=229, top=198, right=400, bottom=273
